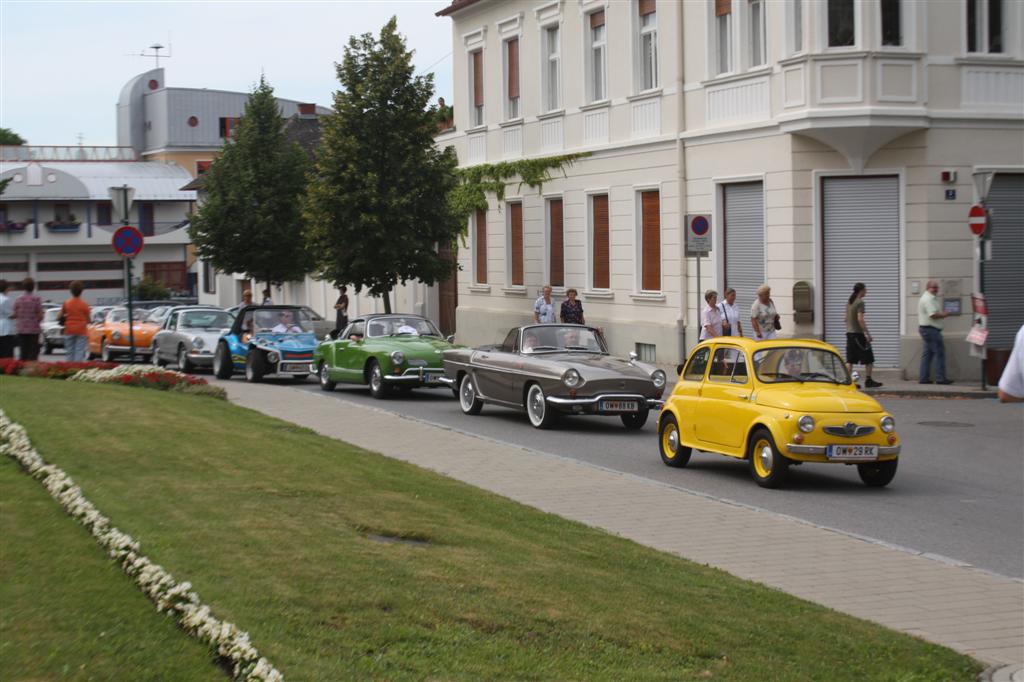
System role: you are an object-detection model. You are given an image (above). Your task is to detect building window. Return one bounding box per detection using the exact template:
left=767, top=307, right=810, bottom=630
left=587, top=10, right=607, bottom=102
left=196, top=161, right=212, bottom=175
left=635, top=342, right=657, bottom=363
left=95, top=202, right=112, bottom=226
left=218, top=117, right=240, bottom=139
left=504, top=38, right=520, bottom=120
left=790, top=0, right=803, bottom=53
left=591, top=194, right=609, bottom=290
left=715, top=0, right=733, bottom=75
left=880, top=0, right=902, bottom=46
left=828, top=0, right=855, bottom=47
left=470, top=50, right=485, bottom=127
left=749, top=0, right=766, bottom=66
left=638, top=0, right=659, bottom=90
left=639, top=190, right=661, bottom=292
left=543, top=25, right=561, bottom=112
left=474, top=208, right=487, bottom=284
left=508, top=202, right=524, bottom=287
left=203, top=260, right=217, bottom=294
left=548, top=198, right=564, bottom=288
left=967, top=0, right=1004, bottom=53
left=54, top=203, right=70, bottom=222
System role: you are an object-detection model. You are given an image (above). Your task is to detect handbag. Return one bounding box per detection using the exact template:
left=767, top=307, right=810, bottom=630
left=771, top=299, right=781, bottom=331
left=719, top=304, right=731, bottom=336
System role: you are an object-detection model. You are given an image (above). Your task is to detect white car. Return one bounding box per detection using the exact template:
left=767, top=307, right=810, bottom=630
left=40, top=308, right=64, bottom=354
left=152, top=307, right=235, bottom=372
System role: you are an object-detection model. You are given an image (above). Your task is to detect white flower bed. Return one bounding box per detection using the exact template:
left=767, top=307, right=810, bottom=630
left=0, top=410, right=283, bottom=681
left=69, top=364, right=188, bottom=383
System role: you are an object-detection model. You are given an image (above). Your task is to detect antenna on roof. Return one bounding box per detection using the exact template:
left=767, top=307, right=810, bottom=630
left=126, top=42, right=173, bottom=67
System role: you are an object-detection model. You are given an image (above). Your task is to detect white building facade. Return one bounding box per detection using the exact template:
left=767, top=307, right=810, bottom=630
left=437, top=0, right=1024, bottom=379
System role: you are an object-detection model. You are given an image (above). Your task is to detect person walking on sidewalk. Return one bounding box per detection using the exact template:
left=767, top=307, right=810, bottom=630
left=845, top=283, right=882, bottom=388
left=12, top=277, right=44, bottom=361
left=700, top=290, right=723, bottom=341
left=719, top=287, right=742, bottom=337
left=0, top=280, right=15, bottom=359
left=750, top=285, right=779, bottom=341
left=918, top=279, right=952, bottom=385
left=533, top=286, right=556, bottom=324
left=61, top=281, right=91, bottom=362
left=560, top=288, right=585, bottom=325
left=997, top=324, right=1024, bottom=403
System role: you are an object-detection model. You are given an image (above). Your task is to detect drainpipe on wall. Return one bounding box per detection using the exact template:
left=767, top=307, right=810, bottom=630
left=675, top=2, right=689, bottom=365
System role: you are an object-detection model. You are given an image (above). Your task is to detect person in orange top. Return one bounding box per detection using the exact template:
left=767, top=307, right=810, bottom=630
left=61, top=281, right=92, bottom=362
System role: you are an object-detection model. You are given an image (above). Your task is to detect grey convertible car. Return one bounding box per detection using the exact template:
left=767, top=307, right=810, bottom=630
left=441, top=324, right=667, bottom=429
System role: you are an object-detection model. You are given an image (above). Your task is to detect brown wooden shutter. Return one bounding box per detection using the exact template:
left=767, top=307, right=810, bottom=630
left=639, top=0, right=656, bottom=16
left=592, top=194, right=609, bottom=289
left=715, top=0, right=731, bottom=16
left=507, top=39, right=519, bottom=99
left=641, top=190, right=661, bottom=291
left=510, top=202, right=524, bottom=286
left=472, top=50, right=484, bottom=107
left=549, top=199, right=564, bottom=288
left=475, top=208, right=487, bottom=284
left=590, top=9, right=605, bottom=28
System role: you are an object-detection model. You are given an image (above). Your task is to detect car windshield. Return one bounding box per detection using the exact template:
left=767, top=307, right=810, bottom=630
left=181, top=310, right=233, bottom=329
left=365, top=316, right=442, bottom=338
left=521, top=325, right=607, bottom=354
left=753, top=347, right=851, bottom=384
left=108, top=309, right=130, bottom=323
left=251, top=309, right=314, bottom=334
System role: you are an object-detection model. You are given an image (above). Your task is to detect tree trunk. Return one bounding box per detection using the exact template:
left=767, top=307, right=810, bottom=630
left=381, top=286, right=392, bottom=314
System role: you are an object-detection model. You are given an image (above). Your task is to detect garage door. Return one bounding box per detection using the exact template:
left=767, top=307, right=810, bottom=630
left=823, top=176, right=900, bottom=367
left=723, top=182, right=764, bottom=337
left=984, top=173, right=1024, bottom=349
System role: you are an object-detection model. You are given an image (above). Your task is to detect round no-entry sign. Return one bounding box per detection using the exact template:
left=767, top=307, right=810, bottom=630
left=968, top=204, right=987, bottom=236
left=112, top=225, right=145, bottom=258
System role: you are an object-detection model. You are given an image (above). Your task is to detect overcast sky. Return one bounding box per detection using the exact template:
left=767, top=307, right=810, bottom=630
left=0, top=0, right=454, bottom=146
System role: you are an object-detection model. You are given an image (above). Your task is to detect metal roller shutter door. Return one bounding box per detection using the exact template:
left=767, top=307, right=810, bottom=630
left=724, top=182, right=764, bottom=337
left=823, top=177, right=900, bottom=367
left=984, top=174, right=1024, bottom=349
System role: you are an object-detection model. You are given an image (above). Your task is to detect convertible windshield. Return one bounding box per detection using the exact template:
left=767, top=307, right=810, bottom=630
left=181, top=310, right=234, bottom=329
left=522, top=325, right=606, bottom=354
left=753, top=347, right=851, bottom=384
left=365, top=316, right=442, bottom=338
left=250, top=309, right=314, bottom=334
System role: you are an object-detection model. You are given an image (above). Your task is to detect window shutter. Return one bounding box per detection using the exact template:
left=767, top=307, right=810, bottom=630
left=549, top=199, right=564, bottom=288
left=639, top=0, right=656, bottom=16
left=641, top=190, right=661, bottom=291
left=715, top=0, right=732, bottom=16
left=592, top=195, right=610, bottom=289
left=475, top=209, right=487, bottom=284
left=507, top=39, right=519, bottom=99
left=590, top=9, right=605, bottom=28
left=510, top=202, right=524, bottom=286
left=473, top=51, right=484, bottom=107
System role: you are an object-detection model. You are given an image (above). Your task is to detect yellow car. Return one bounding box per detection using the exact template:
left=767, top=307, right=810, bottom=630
left=658, top=338, right=900, bottom=488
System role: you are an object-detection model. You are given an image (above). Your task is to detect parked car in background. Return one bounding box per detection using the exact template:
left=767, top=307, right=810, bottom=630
left=40, top=307, right=64, bottom=354
left=86, top=306, right=167, bottom=361
left=213, top=305, right=317, bottom=382
left=658, top=338, right=901, bottom=489
left=442, top=324, right=667, bottom=430
left=314, top=314, right=458, bottom=398
left=152, top=307, right=234, bottom=372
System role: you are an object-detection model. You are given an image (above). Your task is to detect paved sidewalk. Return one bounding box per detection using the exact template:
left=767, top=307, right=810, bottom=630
left=221, top=381, right=1023, bottom=668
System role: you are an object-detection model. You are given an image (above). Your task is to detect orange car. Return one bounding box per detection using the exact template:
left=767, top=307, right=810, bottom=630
left=88, top=306, right=170, bottom=361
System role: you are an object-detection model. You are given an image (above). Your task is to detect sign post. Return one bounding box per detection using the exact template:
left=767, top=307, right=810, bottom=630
left=112, top=224, right=145, bottom=363
left=685, top=215, right=712, bottom=349
left=968, top=204, right=989, bottom=389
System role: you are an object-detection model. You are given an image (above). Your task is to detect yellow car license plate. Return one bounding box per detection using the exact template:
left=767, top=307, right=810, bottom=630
left=827, top=444, right=878, bottom=460
left=600, top=400, right=638, bottom=412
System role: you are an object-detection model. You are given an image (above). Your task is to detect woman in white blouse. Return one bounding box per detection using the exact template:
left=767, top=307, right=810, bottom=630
left=750, top=284, right=779, bottom=340
left=700, top=290, right=723, bottom=341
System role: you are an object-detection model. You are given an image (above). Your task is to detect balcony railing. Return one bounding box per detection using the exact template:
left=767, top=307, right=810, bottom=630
left=0, top=219, right=190, bottom=237
left=0, top=146, right=137, bottom=162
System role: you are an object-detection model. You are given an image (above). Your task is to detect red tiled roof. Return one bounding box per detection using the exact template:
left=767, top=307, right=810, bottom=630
left=436, top=0, right=484, bottom=17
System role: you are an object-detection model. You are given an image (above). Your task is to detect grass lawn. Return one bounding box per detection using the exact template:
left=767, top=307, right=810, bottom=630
left=0, top=376, right=982, bottom=681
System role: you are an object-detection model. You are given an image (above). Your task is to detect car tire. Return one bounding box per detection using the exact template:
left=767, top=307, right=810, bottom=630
left=621, top=408, right=650, bottom=430
left=748, top=428, right=789, bottom=488
left=525, top=383, right=556, bottom=429
left=178, top=345, right=193, bottom=373
left=152, top=345, right=165, bottom=367
left=213, top=343, right=233, bottom=379
left=659, top=413, right=692, bottom=467
left=245, top=350, right=265, bottom=383
left=43, top=342, right=53, bottom=355
left=857, top=459, right=898, bottom=487
left=318, top=362, right=336, bottom=392
left=101, top=339, right=113, bottom=363
left=368, top=361, right=390, bottom=399
left=458, top=373, right=483, bottom=415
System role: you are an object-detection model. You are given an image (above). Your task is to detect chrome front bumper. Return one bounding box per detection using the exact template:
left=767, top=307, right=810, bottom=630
left=546, top=393, right=664, bottom=410
left=787, top=444, right=901, bottom=456
left=382, top=367, right=447, bottom=385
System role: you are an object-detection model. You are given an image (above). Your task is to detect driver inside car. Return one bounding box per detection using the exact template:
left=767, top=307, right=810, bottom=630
left=271, top=311, right=303, bottom=334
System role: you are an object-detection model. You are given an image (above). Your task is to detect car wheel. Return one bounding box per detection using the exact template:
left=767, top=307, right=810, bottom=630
left=525, top=383, right=556, bottom=429
left=245, top=350, right=265, bottom=383
left=319, top=362, right=337, bottom=391
left=458, top=373, right=483, bottom=415
left=178, top=345, right=193, bottom=373
left=213, top=343, right=233, bottom=379
left=659, top=413, right=692, bottom=467
left=748, top=428, right=789, bottom=488
left=43, top=342, right=53, bottom=355
left=101, top=339, right=113, bottom=363
left=621, top=408, right=650, bottom=430
left=151, top=344, right=164, bottom=367
left=857, top=460, right=898, bottom=487
left=368, top=361, right=390, bottom=399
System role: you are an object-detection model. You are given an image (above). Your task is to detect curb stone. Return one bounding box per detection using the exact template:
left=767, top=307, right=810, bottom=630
left=978, top=663, right=1024, bottom=682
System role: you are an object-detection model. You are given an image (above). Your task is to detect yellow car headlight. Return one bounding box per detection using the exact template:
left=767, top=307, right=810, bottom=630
left=798, top=415, right=815, bottom=433
left=880, top=415, right=895, bottom=433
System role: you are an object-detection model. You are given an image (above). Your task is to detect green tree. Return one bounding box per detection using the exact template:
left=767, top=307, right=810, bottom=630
left=305, top=18, right=460, bottom=313
left=133, top=277, right=171, bottom=301
left=189, top=77, right=311, bottom=288
left=0, top=127, right=26, bottom=145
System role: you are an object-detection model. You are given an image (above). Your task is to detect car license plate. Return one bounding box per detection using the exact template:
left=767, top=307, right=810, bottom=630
left=827, top=445, right=878, bottom=460
left=600, top=400, right=638, bottom=412
left=280, top=363, right=307, bottom=373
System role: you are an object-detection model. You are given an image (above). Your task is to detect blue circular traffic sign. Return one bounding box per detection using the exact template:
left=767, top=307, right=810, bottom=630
left=691, top=215, right=710, bottom=236
left=112, top=226, right=144, bottom=258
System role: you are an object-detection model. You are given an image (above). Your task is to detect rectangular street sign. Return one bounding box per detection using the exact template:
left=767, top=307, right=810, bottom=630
left=685, top=214, right=712, bottom=255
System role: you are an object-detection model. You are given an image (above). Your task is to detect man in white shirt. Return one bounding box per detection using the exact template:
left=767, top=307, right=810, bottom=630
left=533, top=285, right=556, bottom=324
left=719, top=287, right=743, bottom=338
left=998, top=325, right=1024, bottom=403
left=271, top=311, right=303, bottom=334
left=0, top=280, right=15, bottom=358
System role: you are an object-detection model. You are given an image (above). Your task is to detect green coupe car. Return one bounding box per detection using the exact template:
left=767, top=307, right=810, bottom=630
left=314, top=314, right=458, bottom=398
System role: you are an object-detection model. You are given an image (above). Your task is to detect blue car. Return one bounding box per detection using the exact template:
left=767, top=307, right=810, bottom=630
left=213, top=305, right=319, bottom=382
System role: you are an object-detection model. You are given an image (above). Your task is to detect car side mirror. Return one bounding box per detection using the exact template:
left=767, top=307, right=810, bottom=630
left=629, top=351, right=638, bottom=362
left=446, top=334, right=455, bottom=343
left=676, top=363, right=684, bottom=376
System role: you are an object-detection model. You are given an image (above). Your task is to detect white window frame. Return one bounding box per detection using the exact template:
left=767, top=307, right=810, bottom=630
left=541, top=22, right=562, bottom=113
left=468, top=48, right=485, bottom=128
left=505, top=199, right=525, bottom=289
left=635, top=5, right=660, bottom=92
left=634, top=185, right=663, bottom=295
left=585, top=11, right=608, bottom=103
left=585, top=189, right=613, bottom=295
left=964, top=0, right=1006, bottom=55
left=714, top=5, right=734, bottom=76
left=502, top=37, right=521, bottom=121
left=748, top=0, right=767, bottom=68
left=820, top=0, right=861, bottom=51
left=786, top=0, right=806, bottom=56
left=472, top=210, right=487, bottom=285
left=543, top=193, right=565, bottom=290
